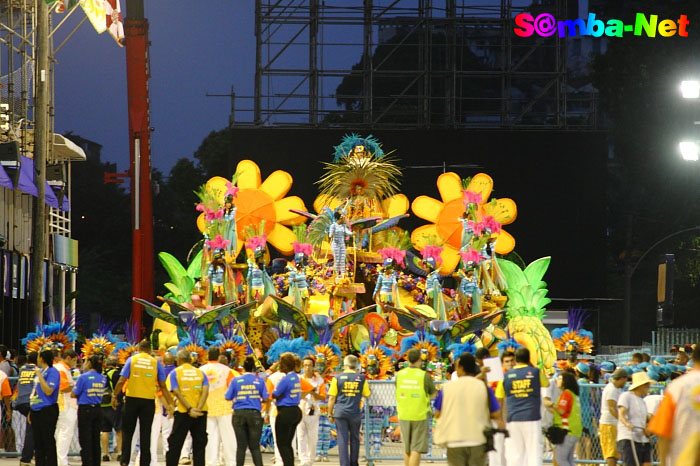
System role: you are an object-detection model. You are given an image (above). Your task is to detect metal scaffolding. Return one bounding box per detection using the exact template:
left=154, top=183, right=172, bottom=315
left=244, top=0, right=597, bottom=128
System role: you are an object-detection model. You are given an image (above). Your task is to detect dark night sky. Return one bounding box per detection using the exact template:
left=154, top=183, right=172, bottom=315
left=54, top=1, right=256, bottom=174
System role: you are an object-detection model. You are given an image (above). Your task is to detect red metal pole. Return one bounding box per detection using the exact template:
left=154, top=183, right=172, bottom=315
left=125, top=0, right=153, bottom=339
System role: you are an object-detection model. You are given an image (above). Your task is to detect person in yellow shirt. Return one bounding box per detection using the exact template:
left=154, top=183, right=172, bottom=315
left=112, top=340, right=174, bottom=466
left=166, top=350, right=209, bottom=466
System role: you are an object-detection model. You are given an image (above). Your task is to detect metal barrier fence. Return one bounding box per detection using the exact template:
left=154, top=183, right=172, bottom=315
left=651, top=328, right=700, bottom=354
left=362, top=380, right=665, bottom=465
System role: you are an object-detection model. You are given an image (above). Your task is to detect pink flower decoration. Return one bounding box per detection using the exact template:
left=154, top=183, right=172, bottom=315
left=225, top=182, right=239, bottom=199
left=482, top=215, right=502, bottom=234
left=467, top=220, right=484, bottom=236
left=204, top=207, right=225, bottom=222
left=246, top=235, right=268, bottom=251
left=421, top=245, right=443, bottom=265
left=292, top=241, right=313, bottom=256
left=205, top=234, right=231, bottom=250
left=459, top=247, right=483, bottom=265
left=462, top=190, right=483, bottom=206
left=195, top=203, right=206, bottom=213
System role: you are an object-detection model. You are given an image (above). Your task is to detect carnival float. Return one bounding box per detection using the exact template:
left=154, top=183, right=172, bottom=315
left=22, top=134, right=565, bottom=378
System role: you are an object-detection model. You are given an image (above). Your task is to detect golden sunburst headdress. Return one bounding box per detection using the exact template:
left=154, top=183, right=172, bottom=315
left=360, top=314, right=395, bottom=380
left=81, top=321, right=119, bottom=359
left=23, top=321, right=77, bottom=353
left=212, top=322, right=250, bottom=367
left=313, top=343, right=341, bottom=383
left=552, top=308, right=594, bottom=354
left=114, top=321, right=140, bottom=365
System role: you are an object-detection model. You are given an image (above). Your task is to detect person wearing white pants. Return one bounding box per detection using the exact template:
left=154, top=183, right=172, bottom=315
left=495, top=348, right=549, bottom=466
left=200, top=348, right=239, bottom=466
left=266, top=369, right=286, bottom=465
left=54, top=350, right=79, bottom=466
left=150, top=400, right=173, bottom=466
left=296, top=358, right=326, bottom=466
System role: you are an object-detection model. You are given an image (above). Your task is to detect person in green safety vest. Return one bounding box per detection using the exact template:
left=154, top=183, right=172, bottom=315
left=395, top=348, right=437, bottom=466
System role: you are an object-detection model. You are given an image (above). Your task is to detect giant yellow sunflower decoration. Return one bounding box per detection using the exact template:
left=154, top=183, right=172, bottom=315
left=197, top=160, right=307, bottom=256
left=411, top=172, right=517, bottom=274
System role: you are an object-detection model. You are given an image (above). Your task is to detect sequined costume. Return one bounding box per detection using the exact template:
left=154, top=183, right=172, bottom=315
left=223, top=205, right=237, bottom=256
left=425, top=270, right=446, bottom=321
left=287, top=264, right=310, bottom=311
left=328, top=221, right=351, bottom=278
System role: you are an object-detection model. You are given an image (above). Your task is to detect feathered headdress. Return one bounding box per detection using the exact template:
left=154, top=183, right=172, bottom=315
left=552, top=308, right=594, bottom=354
left=378, top=247, right=406, bottom=268
left=114, top=320, right=141, bottom=365
left=317, top=157, right=402, bottom=206
left=447, top=338, right=478, bottom=361
left=313, top=343, right=342, bottom=382
left=332, top=133, right=385, bottom=162
left=496, top=329, right=523, bottom=354
left=360, top=341, right=395, bottom=380
left=399, top=330, right=439, bottom=363
left=177, top=321, right=208, bottom=365
left=246, top=235, right=267, bottom=254
left=265, top=337, right=315, bottom=364
left=82, top=320, right=119, bottom=359
left=212, top=322, right=250, bottom=366
left=23, top=320, right=78, bottom=353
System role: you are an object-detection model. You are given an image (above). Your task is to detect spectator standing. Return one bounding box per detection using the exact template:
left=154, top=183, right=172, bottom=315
left=150, top=352, right=176, bottom=466
left=434, top=352, right=499, bottom=466
left=272, top=353, right=303, bottom=466
left=199, top=347, right=237, bottom=466
left=617, top=372, right=653, bottom=466
left=648, top=342, right=700, bottom=466
left=54, top=349, right=78, bottom=466
left=547, top=372, right=582, bottom=466
left=599, top=368, right=628, bottom=466
left=226, top=355, right=270, bottom=466
left=495, top=347, right=549, bottom=466
left=395, top=348, right=437, bottom=466
left=14, top=352, right=37, bottom=466
left=100, top=357, right=121, bottom=462
left=72, top=356, right=107, bottom=466
left=0, top=345, right=15, bottom=376
left=112, top=340, right=174, bottom=466
left=297, top=357, right=326, bottom=466
left=328, top=355, right=370, bottom=466
left=165, top=350, right=209, bottom=466
left=30, top=350, right=61, bottom=466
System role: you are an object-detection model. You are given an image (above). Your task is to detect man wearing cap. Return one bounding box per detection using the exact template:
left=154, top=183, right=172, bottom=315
left=599, top=368, right=628, bottom=466
left=649, top=342, right=700, bottom=466
left=617, top=372, right=653, bottom=466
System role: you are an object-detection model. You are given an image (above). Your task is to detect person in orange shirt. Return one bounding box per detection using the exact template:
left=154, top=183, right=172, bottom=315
left=648, top=343, right=700, bottom=466
left=0, top=367, right=12, bottom=421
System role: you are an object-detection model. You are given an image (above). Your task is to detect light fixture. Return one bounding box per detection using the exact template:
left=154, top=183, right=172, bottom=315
left=679, top=141, right=699, bottom=161
left=681, top=80, right=700, bottom=99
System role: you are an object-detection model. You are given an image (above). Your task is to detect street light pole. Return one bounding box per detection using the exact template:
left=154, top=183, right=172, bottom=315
left=30, top=0, right=50, bottom=324
left=622, top=226, right=700, bottom=344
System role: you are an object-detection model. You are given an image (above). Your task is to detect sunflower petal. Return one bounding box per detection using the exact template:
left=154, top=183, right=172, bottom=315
left=260, top=170, right=294, bottom=201
left=274, top=196, right=308, bottom=226
left=437, top=172, right=464, bottom=203
left=205, top=176, right=231, bottom=204
left=236, top=160, right=262, bottom=189
left=466, top=173, right=493, bottom=203
left=410, top=224, right=439, bottom=250
left=313, top=194, right=342, bottom=214
left=267, top=223, right=297, bottom=255
left=438, top=244, right=461, bottom=275
left=483, top=197, right=518, bottom=226
left=494, top=229, right=515, bottom=255
left=411, top=196, right=443, bottom=223
left=381, top=194, right=410, bottom=218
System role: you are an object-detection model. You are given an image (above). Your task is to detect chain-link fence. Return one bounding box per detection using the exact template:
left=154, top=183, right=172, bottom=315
left=362, top=380, right=665, bottom=465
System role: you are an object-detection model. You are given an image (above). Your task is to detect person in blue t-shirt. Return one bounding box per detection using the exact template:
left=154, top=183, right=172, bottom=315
left=30, top=349, right=61, bottom=466
left=272, top=353, right=303, bottom=466
left=225, top=355, right=270, bottom=466
left=73, top=355, right=107, bottom=466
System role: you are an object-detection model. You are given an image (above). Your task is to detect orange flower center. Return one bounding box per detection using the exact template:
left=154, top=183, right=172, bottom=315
left=235, top=189, right=276, bottom=236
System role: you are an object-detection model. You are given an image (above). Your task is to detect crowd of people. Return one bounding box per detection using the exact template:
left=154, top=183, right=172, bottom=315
left=0, top=340, right=697, bottom=466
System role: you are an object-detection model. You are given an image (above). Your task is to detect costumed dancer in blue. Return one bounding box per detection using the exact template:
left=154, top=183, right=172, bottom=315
left=223, top=181, right=239, bottom=257
left=373, top=248, right=405, bottom=316
left=421, top=245, right=447, bottom=321
left=328, top=211, right=352, bottom=283
left=456, top=248, right=483, bottom=318
left=288, top=242, right=312, bottom=312
left=246, top=235, right=276, bottom=304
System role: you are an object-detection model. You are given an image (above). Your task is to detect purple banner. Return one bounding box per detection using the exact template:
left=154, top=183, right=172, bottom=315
left=16, top=156, right=38, bottom=197
left=45, top=181, right=59, bottom=209
left=0, top=164, right=13, bottom=190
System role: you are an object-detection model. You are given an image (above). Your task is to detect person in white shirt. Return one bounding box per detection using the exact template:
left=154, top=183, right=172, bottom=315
left=54, top=349, right=79, bottom=466
left=296, top=357, right=327, bottom=466
left=599, top=368, right=628, bottom=466
left=617, top=372, right=653, bottom=466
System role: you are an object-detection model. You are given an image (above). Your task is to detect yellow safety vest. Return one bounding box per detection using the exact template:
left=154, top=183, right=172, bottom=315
left=125, top=353, right=159, bottom=400
left=173, top=363, right=208, bottom=413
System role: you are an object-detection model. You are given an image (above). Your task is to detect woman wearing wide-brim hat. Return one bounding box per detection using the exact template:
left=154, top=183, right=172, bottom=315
left=616, top=372, right=654, bottom=466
